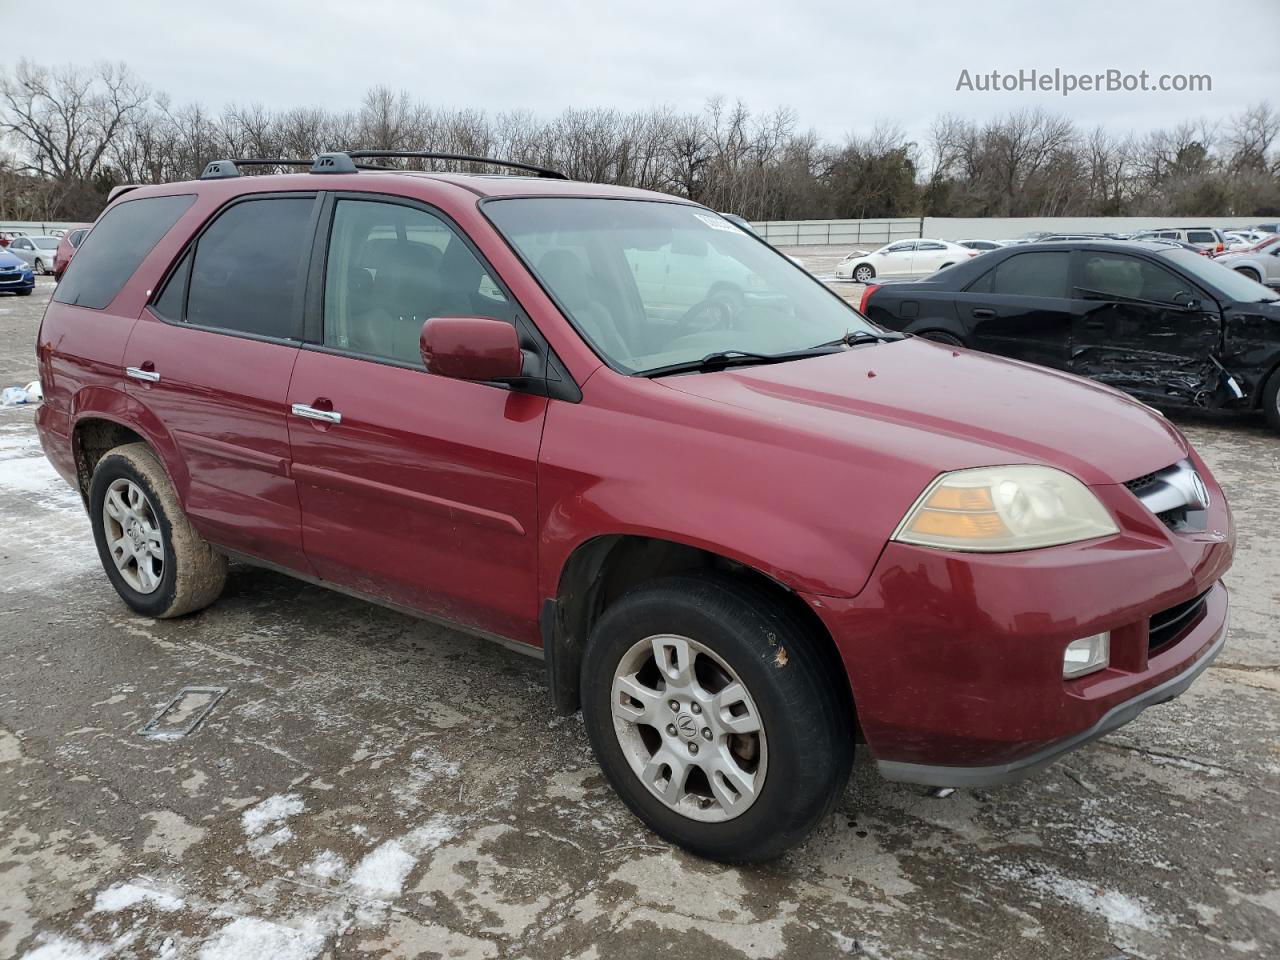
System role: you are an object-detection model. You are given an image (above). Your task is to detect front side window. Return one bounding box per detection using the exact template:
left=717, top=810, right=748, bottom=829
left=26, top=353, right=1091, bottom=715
left=323, top=199, right=512, bottom=366
left=485, top=198, right=880, bottom=374
left=885, top=242, right=915, bottom=253
left=183, top=197, right=314, bottom=339
left=55, top=194, right=195, bottom=309
left=1078, top=253, right=1193, bottom=304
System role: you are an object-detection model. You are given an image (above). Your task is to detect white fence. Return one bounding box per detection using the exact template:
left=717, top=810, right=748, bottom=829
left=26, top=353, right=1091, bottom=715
left=748, top=218, right=922, bottom=247
left=0, top=221, right=80, bottom=235
left=751, top=215, right=1271, bottom=246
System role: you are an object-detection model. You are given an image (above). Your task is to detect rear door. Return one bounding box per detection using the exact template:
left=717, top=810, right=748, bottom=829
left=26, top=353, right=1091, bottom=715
left=956, top=250, right=1075, bottom=369
left=1070, top=249, right=1220, bottom=403
left=910, top=241, right=949, bottom=276
left=123, top=193, right=319, bottom=571
left=286, top=195, right=547, bottom=644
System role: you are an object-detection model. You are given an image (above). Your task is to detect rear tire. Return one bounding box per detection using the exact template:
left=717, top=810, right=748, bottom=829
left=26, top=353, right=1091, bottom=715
left=34, top=258, right=46, bottom=275
left=918, top=329, right=965, bottom=347
left=580, top=573, right=853, bottom=863
left=1262, top=368, right=1280, bottom=434
left=89, top=443, right=227, bottom=618
left=1235, top=267, right=1263, bottom=284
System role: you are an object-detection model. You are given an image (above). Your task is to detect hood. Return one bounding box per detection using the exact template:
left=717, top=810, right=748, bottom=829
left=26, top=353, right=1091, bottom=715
left=0, top=251, right=24, bottom=269
left=660, top=339, right=1189, bottom=487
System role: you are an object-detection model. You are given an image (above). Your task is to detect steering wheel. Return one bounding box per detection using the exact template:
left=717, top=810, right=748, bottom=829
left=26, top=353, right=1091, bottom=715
left=678, top=290, right=742, bottom=333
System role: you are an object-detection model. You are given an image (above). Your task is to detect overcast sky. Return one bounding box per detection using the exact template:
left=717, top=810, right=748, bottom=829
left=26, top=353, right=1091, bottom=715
left=26, top=0, right=1280, bottom=144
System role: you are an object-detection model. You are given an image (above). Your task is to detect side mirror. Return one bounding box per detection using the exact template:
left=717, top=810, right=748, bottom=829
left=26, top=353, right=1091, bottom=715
left=420, top=316, right=523, bottom=382
left=1179, top=296, right=1201, bottom=312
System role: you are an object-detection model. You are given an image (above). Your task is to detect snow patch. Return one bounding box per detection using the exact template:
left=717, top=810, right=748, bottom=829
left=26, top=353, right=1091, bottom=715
left=21, top=935, right=111, bottom=960
left=92, top=881, right=184, bottom=913
left=197, top=917, right=326, bottom=960
left=241, top=793, right=305, bottom=837
left=992, top=861, right=1165, bottom=932
left=348, top=814, right=459, bottom=900
left=305, top=849, right=347, bottom=881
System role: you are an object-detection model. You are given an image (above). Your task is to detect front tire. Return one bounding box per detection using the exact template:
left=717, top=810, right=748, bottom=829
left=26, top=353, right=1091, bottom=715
left=580, top=574, right=853, bottom=863
left=89, top=443, right=227, bottom=618
left=853, top=265, right=875, bottom=283
left=1262, top=367, right=1280, bottom=434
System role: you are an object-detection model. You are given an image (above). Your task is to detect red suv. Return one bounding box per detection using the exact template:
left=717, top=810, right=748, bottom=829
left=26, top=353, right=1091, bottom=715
left=36, top=153, right=1233, bottom=862
left=52, top=223, right=93, bottom=280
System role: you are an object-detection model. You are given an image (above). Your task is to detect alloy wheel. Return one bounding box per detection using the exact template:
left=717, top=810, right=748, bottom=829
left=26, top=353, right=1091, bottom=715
left=610, top=633, right=767, bottom=823
left=102, top=478, right=164, bottom=594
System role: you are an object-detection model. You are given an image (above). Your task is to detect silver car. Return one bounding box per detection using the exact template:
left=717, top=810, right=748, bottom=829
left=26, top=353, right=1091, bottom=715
left=7, top=235, right=60, bottom=275
left=1216, top=240, right=1280, bottom=289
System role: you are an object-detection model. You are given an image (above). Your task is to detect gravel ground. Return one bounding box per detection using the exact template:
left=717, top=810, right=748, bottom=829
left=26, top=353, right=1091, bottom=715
left=1, top=277, right=1277, bottom=960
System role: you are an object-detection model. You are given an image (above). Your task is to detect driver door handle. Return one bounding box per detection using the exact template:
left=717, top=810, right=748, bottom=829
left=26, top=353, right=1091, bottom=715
left=291, top=403, right=342, bottom=424
left=971, top=308, right=995, bottom=319
left=126, top=366, right=160, bottom=383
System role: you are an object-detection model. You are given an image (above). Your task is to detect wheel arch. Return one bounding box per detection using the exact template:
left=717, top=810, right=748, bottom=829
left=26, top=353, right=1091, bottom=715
left=542, top=534, right=858, bottom=737
left=70, top=390, right=189, bottom=504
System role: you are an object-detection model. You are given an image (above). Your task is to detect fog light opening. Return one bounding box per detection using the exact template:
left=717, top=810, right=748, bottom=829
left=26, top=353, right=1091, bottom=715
left=1063, top=632, right=1110, bottom=679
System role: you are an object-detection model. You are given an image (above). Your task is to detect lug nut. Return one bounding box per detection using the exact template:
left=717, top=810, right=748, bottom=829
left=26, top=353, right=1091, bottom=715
left=701, top=728, right=712, bottom=740
left=690, top=703, right=702, bottom=715
left=666, top=724, right=677, bottom=736
left=688, top=742, right=699, bottom=755
left=669, top=700, right=680, bottom=712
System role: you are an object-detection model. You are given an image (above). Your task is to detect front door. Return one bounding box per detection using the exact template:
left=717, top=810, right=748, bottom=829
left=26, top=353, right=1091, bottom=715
left=1070, top=250, right=1221, bottom=404
left=123, top=194, right=318, bottom=571
left=286, top=196, right=547, bottom=644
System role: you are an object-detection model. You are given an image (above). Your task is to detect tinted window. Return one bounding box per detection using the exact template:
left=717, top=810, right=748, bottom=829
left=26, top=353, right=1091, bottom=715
left=323, top=199, right=512, bottom=365
left=970, top=252, right=1070, bottom=297
left=885, top=242, right=915, bottom=253
left=185, top=197, right=313, bottom=339
left=917, top=241, right=946, bottom=251
left=151, top=251, right=191, bottom=322
left=1078, top=253, right=1194, bottom=303
left=69, top=229, right=88, bottom=247
left=54, top=195, right=195, bottom=309
left=1186, top=231, right=1216, bottom=244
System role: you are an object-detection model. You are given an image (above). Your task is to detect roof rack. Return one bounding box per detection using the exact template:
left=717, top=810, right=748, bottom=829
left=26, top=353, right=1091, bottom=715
left=198, top=151, right=567, bottom=182
left=344, top=150, right=567, bottom=180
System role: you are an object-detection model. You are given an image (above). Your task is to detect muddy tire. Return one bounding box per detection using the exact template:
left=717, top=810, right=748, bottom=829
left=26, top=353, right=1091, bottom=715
left=1262, top=368, right=1280, bottom=434
left=88, top=442, right=227, bottom=618
left=580, top=573, right=853, bottom=863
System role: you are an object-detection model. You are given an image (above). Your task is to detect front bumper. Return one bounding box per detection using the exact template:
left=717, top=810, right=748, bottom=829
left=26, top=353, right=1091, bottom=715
left=0, top=273, right=34, bottom=292
left=805, top=476, right=1234, bottom=787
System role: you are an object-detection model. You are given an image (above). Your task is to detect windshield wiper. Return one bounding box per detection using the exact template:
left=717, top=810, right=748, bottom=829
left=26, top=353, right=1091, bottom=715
left=810, top=330, right=901, bottom=349
left=642, top=348, right=836, bottom=378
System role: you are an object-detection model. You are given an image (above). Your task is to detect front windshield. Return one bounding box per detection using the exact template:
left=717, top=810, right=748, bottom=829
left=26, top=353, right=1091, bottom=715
left=484, top=198, right=881, bottom=373
left=1161, top=249, right=1280, bottom=302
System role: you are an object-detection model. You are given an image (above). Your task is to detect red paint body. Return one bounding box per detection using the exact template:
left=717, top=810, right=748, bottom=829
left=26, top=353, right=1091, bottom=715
left=35, top=171, right=1234, bottom=777
left=52, top=224, right=92, bottom=280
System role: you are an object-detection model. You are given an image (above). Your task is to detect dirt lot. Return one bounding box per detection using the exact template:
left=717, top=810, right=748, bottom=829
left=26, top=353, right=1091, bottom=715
left=1, top=277, right=1277, bottom=960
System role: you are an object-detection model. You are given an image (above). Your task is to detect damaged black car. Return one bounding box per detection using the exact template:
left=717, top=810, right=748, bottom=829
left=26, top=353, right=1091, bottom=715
left=861, top=240, right=1280, bottom=431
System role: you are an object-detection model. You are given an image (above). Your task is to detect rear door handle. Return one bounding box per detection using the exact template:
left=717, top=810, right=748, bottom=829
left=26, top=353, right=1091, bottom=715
left=126, top=366, right=160, bottom=383
left=291, top=403, right=342, bottom=424
left=971, top=308, right=995, bottom=319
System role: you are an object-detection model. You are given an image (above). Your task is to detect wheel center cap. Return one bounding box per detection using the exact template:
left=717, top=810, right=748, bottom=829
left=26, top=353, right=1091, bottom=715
left=675, top=714, right=698, bottom=740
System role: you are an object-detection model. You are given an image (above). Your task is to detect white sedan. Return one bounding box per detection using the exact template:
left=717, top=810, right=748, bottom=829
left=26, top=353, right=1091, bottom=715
left=834, top=239, right=977, bottom=282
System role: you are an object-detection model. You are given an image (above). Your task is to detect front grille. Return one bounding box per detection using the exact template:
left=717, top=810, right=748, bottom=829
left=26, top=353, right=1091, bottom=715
left=1148, top=590, right=1209, bottom=651
left=1124, top=460, right=1209, bottom=532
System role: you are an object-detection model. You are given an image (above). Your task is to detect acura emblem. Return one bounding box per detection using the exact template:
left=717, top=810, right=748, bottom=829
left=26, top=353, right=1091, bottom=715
left=1189, top=471, right=1210, bottom=510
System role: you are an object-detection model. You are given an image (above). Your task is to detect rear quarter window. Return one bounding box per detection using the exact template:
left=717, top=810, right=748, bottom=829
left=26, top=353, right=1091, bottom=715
left=53, top=195, right=195, bottom=309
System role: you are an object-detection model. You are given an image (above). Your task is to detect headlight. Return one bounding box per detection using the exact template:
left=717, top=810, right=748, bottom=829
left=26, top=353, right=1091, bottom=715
left=892, top=465, right=1118, bottom=552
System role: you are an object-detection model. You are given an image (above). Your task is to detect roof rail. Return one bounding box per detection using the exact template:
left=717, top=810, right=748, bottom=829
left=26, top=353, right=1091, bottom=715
left=199, top=158, right=315, bottom=180
left=344, top=150, right=568, bottom=180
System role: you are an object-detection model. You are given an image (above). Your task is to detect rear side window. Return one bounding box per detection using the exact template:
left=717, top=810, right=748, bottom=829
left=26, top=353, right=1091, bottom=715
left=968, top=252, right=1070, bottom=298
left=53, top=194, right=194, bottom=309
left=182, top=197, right=314, bottom=339
left=1186, top=231, right=1216, bottom=245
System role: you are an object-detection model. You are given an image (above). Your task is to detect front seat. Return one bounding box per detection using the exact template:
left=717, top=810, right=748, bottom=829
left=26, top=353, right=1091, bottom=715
left=536, top=250, right=630, bottom=361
